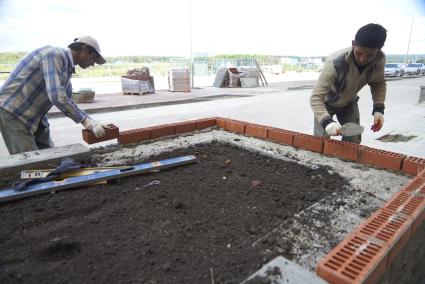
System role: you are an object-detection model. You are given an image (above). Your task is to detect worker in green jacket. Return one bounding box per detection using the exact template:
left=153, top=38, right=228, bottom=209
left=310, top=23, right=387, bottom=144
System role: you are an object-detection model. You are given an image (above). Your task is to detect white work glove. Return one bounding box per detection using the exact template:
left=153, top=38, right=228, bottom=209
left=325, top=122, right=341, bottom=136
left=371, top=112, right=384, bottom=132
left=82, top=117, right=107, bottom=138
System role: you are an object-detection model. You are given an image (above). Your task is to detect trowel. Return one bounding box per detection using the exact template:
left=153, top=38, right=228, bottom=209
left=341, top=122, right=364, bottom=136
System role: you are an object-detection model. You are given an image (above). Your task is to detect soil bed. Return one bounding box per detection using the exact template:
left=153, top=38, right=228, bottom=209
left=0, top=142, right=348, bottom=283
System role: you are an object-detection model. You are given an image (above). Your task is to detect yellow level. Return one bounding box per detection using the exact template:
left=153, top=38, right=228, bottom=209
left=20, top=167, right=128, bottom=180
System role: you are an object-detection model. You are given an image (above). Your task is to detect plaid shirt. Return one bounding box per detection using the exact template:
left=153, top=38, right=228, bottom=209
left=0, top=46, right=87, bottom=134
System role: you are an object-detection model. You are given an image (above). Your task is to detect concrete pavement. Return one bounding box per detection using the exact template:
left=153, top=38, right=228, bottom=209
left=0, top=73, right=424, bottom=159
left=48, top=78, right=317, bottom=117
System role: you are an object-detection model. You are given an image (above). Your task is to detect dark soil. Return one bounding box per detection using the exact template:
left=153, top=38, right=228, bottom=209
left=0, top=141, right=348, bottom=283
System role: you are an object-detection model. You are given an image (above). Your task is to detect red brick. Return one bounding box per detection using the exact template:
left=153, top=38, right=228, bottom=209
left=149, top=124, right=175, bottom=139
left=355, top=208, right=412, bottom=265
left=419, top=167, right=425, bottom=178
left=267, top=128, right=294, bottom=145
left=384, top=191, right=411, bottom=211
left=216, top=117, right=227, bottom=129
left=323, top=140, right=361, bottom=161
left=225, top=119, right=245, bottom=134
left=245, top=124, right=269, bottom=139
left=400, top=176, right=424, bottom=194
left=196, top=118, right=217, bottom=130
left=118, top=128, right=150, bottom=144
left=174, top=121, right=197, bottom=134
left=401, top=156, right=425, bottom=176
left=316, top=232, right=389, bottom=284
left=399, top=194, right=424, bottom=234
left=383, top=188, right=425, bottom=234
left=359, top=147, right=406, bottom=172
left=82, top=124, right=119, bottom=144
left=293, top=133, right=324, bottom=153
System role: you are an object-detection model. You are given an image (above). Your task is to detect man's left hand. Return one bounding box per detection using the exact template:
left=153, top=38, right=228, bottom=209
left=371, top=112, right=384, bottom=132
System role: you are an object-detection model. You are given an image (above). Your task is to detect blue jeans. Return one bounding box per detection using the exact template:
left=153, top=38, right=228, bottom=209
left=0, top=108, right=54, bottom=154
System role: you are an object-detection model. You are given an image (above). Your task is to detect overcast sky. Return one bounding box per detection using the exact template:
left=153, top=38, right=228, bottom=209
left=0, top=0, right=425, bottom=57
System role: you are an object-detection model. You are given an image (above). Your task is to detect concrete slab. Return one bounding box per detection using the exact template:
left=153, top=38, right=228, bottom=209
left=242, top=256, right=327, bottom=284
left=0, top=143, right=90, bottom=177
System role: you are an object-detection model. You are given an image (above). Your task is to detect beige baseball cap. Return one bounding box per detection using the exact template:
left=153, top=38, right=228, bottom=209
left=74, top=35, right=106, bottom=65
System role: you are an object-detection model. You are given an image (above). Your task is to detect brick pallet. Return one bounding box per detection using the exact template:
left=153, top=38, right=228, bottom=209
left=121, top=75, right=155, bottom=95
left=168, top=68, right=190, bottom=92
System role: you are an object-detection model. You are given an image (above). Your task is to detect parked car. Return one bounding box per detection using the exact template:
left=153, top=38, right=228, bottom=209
left=384, top=63, right=404, bottom=77
left=403, top=63, right=425, bottom=75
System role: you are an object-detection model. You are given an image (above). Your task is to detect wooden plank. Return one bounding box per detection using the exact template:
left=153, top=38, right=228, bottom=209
left=254, top=59, right=268, bottom=86
left=0, top=144, right=90, bottom=178
left=258, top=71, right=265, bottom=86
left=0, top=155, right=197, bottom=203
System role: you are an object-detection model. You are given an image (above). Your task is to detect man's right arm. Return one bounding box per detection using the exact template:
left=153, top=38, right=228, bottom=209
left=40, top=49, right=86, bottom=123
left=310, top=60, right=338, bottom=129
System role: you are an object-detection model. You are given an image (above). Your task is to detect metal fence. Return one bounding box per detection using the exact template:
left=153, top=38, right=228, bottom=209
left=1, top=57, right=289, bottom=81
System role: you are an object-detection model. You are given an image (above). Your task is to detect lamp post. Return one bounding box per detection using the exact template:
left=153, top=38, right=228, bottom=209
left=404, top=16, right=414, bottom=64
left=189, top=0, right=194, bottom=88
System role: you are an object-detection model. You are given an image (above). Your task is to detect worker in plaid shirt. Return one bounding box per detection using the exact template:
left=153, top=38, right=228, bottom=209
left=0, top=36, right=111, bottom=154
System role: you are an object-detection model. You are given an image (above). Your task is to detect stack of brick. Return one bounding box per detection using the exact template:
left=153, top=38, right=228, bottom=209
left=168, top=68, right=190, bottom=92
left=121, top=67, right=155, bottom=95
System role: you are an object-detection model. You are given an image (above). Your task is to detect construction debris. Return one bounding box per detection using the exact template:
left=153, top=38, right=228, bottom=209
left=213, top=66, right=264, bottom=88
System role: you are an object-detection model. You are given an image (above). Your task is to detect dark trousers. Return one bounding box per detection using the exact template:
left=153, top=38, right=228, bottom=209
left=0, top=108, right=54, bottom=154
left=314, top=99, right=361, bottom=144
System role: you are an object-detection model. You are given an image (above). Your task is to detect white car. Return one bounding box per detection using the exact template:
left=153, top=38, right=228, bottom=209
left=403, top=63, right=425, bottom=75
left=384, top=63, right=404, bottom=77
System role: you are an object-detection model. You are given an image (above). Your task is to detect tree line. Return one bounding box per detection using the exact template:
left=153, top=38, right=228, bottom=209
left=1, top=52, right=424, bottom=65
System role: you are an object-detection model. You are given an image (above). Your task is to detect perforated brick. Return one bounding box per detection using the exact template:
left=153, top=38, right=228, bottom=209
left=82, top=124, right=119, bottom=144
left=196, top=118, right=217, bottom=130
left=216, top=117, right=227, bottom=129
left=245, top=124, right=269, bottom=139
left=118, top=128, right=150, bottom=144
left=317, top=233, right=389, bottom=284
left=323, top=140, right=361, bottom=161
left=174, top=121, right=197, bottom=134
left=400, top=176, right=425, bottom=195
left=355, top=208, right=412, bottom=265
left=383, top=187, right=425, bottom=234
left=293, top=133, right=324, bottom=153
left=225, top=119, right=245, bottom=134
left=267, top=128, right=295, bottom=146
left=402, top=156, right=425, bottom=176
left=149, top=124, right=175, bottom=139
left=359, top=147, right=405, bottom=171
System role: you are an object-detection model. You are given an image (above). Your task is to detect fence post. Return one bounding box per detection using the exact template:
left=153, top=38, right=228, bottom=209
left=419, top=86, right=425, bottom=103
